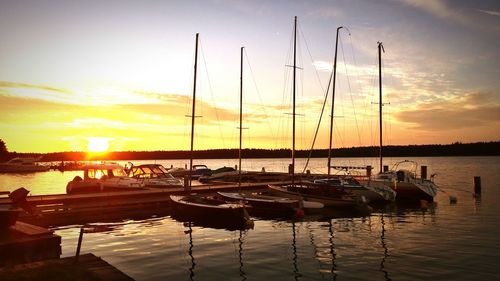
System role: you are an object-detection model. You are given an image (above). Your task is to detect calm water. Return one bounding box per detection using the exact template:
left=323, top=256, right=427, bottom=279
left=1, top=156, right=499, bottom=280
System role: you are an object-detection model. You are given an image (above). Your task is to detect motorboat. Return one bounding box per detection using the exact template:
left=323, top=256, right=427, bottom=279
left=165, top=165, right=212, bottom=179
left=364, top=160, right=438, bottom=202
left=169, top=194, right=253, bottom=230
left=0, top=157, right=49, bottom=173
left=314, top=176, right=396, bottom=203
left=199, top=166, right=239, bottom=183
left=66, top=163, right=145, bottom=194
left=127, top=164, right=183, bottom=188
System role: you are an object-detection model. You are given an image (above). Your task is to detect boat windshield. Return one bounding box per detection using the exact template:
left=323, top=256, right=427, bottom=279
left=110, top=169, right=127, bottom=177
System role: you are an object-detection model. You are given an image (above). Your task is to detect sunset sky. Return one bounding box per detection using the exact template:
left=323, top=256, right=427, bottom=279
left=1, top=0, right=499, bottom=153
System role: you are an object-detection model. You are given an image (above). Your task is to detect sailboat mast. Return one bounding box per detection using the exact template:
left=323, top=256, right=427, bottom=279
left=238, top=47, right=243, bottom=189
left=328, top=26, right=343, bottom=176
left=189, top=33, right=199, bottom=188
left=292, top=16, right=297, bottom=185
left=378, top=41, right=384, bottom=173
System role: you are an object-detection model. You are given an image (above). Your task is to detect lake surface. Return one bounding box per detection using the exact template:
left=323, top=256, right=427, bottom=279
left=1, top=156, right=499, bottom=280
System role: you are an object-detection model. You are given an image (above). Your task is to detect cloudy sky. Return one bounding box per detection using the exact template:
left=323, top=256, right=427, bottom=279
left=0, top=0, right=499, bottom=153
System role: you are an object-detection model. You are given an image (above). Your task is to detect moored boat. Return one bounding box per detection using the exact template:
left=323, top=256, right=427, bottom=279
left=268, top=183, right=359, bottom=208
left=365, top=160, right=438, bottom=202
left=217, top=191, right=308, bottom=219
left=66, top=163, right=145, bottom=194
left=169, top=194, right=253, bottom=229
left=127, top=163, right=183, bottom=188
left=0, top=157, right=49, bottom=173
left=314, top=176, right=396, bottom=203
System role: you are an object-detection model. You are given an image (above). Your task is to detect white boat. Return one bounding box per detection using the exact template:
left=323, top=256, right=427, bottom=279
left=365, top=160, right=438, bottom=202
left=66, top=163, right=145, bottom=194
left=128, top=164, right=183, bottom=188
left=0, top=157, right=49, bottom=173
left=366, top=43, right=438, bottom=202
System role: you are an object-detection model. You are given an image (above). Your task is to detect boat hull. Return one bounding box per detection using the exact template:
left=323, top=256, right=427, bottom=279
left=169, top=195, right=253, bottom=230
left=217, top=192, right=302, bottom=219
left=267, top=185, right=357, bottom=208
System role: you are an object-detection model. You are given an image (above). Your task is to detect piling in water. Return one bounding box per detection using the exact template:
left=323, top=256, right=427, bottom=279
left=421, top=166, right=427, bottom=180
left=474, top=176, right=481, bottom=196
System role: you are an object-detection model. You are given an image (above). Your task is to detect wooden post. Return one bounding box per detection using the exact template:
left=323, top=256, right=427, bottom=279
left=366, top=166, right=372, bottom=177
left=421, top=166, right=427, bottom=180
left=288, top=164, right=294, bottom=174
left=474, top=176, right=481, bottom=195
left=74, top=226, right=85, bottom=264
left=184, top=176, right=190, bottom=193
left=383, top=165, right=389, bottom=172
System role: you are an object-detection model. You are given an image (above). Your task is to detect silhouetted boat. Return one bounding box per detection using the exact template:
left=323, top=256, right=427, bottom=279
left=217, top=191, right=305, bottom=219
left=314, top=176, right=396, bottom=203
left=170, top=195, right=253, bottom=229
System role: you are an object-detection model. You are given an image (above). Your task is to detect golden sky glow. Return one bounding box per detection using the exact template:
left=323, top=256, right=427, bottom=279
left=0, top=0, right=499, bottom=153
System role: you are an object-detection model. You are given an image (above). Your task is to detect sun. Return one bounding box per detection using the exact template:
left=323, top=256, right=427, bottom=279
left=87, top=137, right=110, bottom=152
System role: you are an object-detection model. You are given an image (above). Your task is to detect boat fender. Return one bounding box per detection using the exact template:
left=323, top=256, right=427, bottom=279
left=295, top=208, right=305, bottom=218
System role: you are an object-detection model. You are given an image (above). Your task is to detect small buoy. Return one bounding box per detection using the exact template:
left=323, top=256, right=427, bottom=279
left=449, top=196, right=457, bottom=204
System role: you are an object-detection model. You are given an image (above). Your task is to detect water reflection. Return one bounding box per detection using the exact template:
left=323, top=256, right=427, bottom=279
left=238, top=230, right=247, bottom=281
left=291, top=221, right=300, bottom=280
left=328, top=219, right=338, bottom=280
left=379, top=214, right=391, bottom=281
left=185, top=222, right=196, bottom=281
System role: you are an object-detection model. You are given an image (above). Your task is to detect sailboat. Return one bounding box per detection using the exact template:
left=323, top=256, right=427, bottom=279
left=363, top=42, right=438, bottom=202
left=217, top=47, right=313, bottom=219
left=267, top=17, right=359, bottom=208
left=313, top=27, right=396, bottom=204
left=169, top=34, right=253, bottom=229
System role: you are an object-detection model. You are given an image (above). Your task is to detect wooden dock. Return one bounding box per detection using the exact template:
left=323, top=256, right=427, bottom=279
left=0, top=221, right=61, bottom=266
left=0, top=253, right=134, bottom=281
left=0, top=181, right=288, bottom=227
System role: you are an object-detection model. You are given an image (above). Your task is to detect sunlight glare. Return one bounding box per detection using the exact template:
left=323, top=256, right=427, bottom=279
left=87, top=137, right=110, bottom=152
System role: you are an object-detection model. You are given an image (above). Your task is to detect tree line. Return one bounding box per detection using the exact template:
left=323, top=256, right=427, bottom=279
left=1, top=139, right=498, bottom=162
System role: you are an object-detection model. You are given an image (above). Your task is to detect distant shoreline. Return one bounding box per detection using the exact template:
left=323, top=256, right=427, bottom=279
left=2, top=141, right=499, bottom=162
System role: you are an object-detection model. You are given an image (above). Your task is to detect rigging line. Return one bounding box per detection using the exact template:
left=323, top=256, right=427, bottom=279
left=298, top=23, right=327, bottom=92
left=302, top=69, right=333, bottom=173
left=198, top=39, right=226, bottom=148
left=339, top=35, right=363, bottom=147
left=347, top=32, right=369, bottom=146
left=278, top=22, right=296, bottom=149
left=243, top=49, right=276, bottom=142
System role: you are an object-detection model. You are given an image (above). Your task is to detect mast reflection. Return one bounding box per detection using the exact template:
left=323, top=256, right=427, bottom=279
left=185, top=222, right=196, bottom=281
left=379, top=214, right=391, bottom=281
left=239, top=230, right=247, bottom=281
left=328, top=219, right=338, bottom=280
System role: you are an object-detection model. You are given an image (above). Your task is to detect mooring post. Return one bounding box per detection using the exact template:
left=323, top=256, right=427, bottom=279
left=366, top=166, right=372, bottom=177
left=474, top=176, right=481, bottom=196
left=421, top=166, right=427, bottom=180
left=288, top=164, right=293, bottom=174
left=184, top=176, right=190, bottom=193
left=383, top=165, right=389, bottom=172
left=74, top=226, right=85, bottom=264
